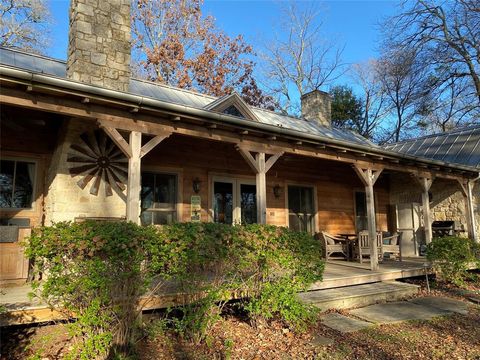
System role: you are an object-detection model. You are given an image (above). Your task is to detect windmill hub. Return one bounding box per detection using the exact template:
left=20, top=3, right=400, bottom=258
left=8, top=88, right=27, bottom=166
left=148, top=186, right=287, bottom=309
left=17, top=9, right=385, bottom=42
left=97, top=156, right=110, bottom=169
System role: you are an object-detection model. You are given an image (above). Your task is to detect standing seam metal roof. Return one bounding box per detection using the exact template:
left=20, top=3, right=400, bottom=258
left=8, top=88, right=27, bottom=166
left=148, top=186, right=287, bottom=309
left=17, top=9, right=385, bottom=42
left=384, top=125, right=480, bottom=169
left=0, top=47, right=376, bottom=149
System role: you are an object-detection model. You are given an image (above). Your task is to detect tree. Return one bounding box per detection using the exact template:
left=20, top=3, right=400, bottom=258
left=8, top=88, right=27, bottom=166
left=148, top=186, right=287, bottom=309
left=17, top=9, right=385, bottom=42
left=376, top=47, right=430, bottom=142
left=0, top=0, right=50, bottom=53
left=260, top=2, right=345, bottom=115
left=330, top=85, right=363, bottom=132
left=350, top=60, right=391, bottom=141
left=132, top=0, right=275, bottom=109
left=382, top=0, right=480, bottom=130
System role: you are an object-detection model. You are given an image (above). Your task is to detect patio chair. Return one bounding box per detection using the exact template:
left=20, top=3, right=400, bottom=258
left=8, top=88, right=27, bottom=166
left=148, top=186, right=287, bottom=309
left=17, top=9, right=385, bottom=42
left=383, top=232, right=402, bottom=261
left=317, top=232, right=348, bottom=261
left=354, top=231, right=383, bottom=264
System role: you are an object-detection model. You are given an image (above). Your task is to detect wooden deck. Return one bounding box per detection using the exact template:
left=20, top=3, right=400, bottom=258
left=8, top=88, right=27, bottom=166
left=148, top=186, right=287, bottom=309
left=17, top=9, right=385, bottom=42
left=0, top=257, right=431, bottom=326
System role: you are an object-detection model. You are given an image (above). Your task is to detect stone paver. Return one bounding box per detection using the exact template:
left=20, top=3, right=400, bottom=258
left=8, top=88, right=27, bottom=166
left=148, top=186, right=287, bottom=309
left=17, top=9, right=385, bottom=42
left=410, top=296, right=470, bottom=315
left=311, top=334, right=334, bottom=347
left=349, top=301, right=451, bottom=324
left=320, top=313, right=372, bottom=333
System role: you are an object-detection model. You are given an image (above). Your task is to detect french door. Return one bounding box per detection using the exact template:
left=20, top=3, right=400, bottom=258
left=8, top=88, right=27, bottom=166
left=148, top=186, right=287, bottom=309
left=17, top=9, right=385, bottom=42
left=287, top=185, right=315, bottom=234
left=212, top=177, right=257, bottom=225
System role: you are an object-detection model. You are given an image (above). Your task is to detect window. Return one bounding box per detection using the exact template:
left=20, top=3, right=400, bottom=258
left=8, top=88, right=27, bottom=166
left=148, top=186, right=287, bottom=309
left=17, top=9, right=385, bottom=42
left=0, top=160, right=35, bottom=209
left=223, top=105, right=245, bottom=118
left=140, top=172, right=177, bottom=225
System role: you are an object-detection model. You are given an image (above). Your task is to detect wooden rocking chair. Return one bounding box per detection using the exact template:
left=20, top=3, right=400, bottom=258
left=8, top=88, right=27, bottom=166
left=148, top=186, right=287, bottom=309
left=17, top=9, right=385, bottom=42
left=355, top=231, right=383, bottom=264
left=318, top=232, right=348, bottom=260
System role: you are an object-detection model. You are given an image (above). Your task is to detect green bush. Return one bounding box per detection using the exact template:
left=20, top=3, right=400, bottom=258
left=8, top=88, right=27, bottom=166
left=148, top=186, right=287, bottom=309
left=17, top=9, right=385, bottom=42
left=426, top=236, right=480, bottom=286
left=26, top=221, right=324, bottom=357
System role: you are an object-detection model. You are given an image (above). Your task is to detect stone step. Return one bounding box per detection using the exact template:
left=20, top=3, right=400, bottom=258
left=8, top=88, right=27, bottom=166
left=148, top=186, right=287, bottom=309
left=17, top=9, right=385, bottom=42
left=299, top=281, right=420, bottom=311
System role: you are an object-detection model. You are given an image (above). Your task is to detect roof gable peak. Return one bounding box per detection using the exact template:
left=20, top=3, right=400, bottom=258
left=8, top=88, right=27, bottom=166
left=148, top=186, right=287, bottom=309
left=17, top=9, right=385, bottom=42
left=204, top=92, right=259, bottom=121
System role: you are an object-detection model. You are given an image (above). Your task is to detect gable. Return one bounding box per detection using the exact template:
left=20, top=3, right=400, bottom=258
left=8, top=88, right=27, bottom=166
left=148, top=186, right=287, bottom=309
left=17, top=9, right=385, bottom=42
left=204, top=92, right=260, bottom=122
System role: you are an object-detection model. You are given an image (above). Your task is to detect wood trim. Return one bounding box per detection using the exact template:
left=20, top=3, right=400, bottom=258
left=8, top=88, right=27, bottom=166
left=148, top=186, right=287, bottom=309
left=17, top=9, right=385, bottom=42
left=100, top=126, right=132, bottom=158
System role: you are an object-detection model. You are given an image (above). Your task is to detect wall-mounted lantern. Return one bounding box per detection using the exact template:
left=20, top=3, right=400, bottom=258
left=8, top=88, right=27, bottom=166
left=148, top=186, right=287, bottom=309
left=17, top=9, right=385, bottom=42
left=193, top=178, right=201, bottom=194
left=273, top=184, right=282, bottom=199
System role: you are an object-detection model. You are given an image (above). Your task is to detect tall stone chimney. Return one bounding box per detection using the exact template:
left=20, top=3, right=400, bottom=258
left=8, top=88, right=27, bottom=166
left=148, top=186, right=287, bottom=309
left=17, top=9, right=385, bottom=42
left=300, top=90, right=332, bottom=127
left=67, top=0, right=131, bottom=92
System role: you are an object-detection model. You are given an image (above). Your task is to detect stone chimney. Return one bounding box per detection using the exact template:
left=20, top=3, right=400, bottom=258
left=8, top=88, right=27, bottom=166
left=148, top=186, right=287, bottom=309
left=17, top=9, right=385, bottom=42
left=67, top=0, right=131, bottom=92
left=300, top=90, right=331, bottom=127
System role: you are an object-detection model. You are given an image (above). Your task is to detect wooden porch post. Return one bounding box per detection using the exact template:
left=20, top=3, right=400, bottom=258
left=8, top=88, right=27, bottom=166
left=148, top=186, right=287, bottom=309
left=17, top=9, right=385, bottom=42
left=353, top=165, right=383, bottom=271
left=236, top=146, right=283, bottom=224
left=458, top=178, right=479, bottom=242
left=416, top=176, right=433, bottom=244
left=100, top=124, right=171, bottom=224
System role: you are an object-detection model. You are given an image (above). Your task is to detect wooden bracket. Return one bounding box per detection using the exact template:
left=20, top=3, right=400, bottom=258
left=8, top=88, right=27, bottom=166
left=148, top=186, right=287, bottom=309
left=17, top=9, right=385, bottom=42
left=100, top=126, right=132, bottom=158
left=140, top=133, right=171, bottom=158
left=352, top=165, right=383, bottom=186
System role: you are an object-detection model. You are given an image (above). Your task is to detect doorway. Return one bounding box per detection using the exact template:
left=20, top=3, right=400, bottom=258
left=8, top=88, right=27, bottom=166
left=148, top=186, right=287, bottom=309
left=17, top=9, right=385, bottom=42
left=396, top=203, right=423, bottom=256
left=287, top=185, right=316, bottom=234
left=212, top=177, right=257, bottom=225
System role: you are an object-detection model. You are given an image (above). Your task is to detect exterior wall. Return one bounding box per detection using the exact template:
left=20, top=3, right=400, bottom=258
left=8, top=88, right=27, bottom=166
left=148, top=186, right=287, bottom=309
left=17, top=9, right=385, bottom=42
left=44, top=118, right=127, bottom=224
left=143, top=136, right=391, bottom=233
left=389, top=174, right=480, bottom=238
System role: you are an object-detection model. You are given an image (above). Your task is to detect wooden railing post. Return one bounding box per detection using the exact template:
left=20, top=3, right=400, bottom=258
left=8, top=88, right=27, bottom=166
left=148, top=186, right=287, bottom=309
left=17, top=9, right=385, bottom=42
left=353, top=165, right=383, bottom=271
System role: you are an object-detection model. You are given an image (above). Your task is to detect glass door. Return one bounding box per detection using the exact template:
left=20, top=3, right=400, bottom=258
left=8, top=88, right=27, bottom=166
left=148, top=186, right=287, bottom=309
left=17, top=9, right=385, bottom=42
left=213, top=180, right=234, bottom=224
left=238, top=182, right=257, bottom=224
left=213, top=178, right=256, bottom=225
left=287, top=185, right=315, bottom=234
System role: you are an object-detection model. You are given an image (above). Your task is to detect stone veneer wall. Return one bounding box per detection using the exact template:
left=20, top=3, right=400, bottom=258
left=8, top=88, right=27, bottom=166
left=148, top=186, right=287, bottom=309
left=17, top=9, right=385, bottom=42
left=44, top=119, right=126, bottom=224
left=389, top=175, right=480, bottom=239
left=300, top=90, right=331, bottom=127
left=67, top=0, right=131, bottom=92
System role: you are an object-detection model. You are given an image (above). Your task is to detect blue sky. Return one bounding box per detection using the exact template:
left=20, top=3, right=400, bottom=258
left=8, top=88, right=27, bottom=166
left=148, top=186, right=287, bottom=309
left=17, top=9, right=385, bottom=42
left=47, top=0, right=397, bottom=88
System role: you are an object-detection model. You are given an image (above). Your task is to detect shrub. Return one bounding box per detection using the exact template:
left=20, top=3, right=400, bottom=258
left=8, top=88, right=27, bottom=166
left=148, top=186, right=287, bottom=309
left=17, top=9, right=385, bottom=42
left=426, top=236, right=480, bottom=286
left=26, top=221, right=162, bottom=359
left=26, top=221, right=324, bottom=357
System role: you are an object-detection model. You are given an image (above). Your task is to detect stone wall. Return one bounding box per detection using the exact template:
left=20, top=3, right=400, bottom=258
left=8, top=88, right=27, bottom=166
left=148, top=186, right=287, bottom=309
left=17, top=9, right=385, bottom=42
left=67, top=0, right=131, bottom=91
left=389, top=174, right=480, bottom=239
left=44, top=119, right=126, bottom=224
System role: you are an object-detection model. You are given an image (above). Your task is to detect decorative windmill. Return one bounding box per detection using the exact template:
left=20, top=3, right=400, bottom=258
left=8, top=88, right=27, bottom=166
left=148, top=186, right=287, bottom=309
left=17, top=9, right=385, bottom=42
left=67, top=130, right=128, bottom=196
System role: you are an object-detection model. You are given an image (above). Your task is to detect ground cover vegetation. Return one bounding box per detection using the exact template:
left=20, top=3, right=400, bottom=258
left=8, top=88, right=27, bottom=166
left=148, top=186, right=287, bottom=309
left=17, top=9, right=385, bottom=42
left=23, top=221, right=324, bottom=359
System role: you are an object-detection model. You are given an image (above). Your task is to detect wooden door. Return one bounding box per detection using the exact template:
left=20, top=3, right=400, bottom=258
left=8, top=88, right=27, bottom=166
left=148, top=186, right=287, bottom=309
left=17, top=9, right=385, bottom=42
left=0, top=227, right=30, bottom=281
left=396, top=203, right=422, bottom=257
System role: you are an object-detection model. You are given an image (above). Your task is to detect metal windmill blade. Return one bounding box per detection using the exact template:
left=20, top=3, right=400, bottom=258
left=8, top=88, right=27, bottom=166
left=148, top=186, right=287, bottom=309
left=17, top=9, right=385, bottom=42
left=67, top=129, right=128, bottom=196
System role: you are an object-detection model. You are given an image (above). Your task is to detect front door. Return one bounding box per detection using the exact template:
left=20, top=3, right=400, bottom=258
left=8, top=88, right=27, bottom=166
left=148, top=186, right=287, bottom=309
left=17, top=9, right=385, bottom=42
left=213, top=178, right=257, bottom=225
left=396, top=203, right=423, bottom=256
left=287, top=185, right=315, bottom=234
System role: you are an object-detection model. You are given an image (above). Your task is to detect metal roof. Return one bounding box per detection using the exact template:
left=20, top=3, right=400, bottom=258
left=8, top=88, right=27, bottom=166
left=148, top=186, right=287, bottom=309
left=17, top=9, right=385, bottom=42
left=384, top=125, right=480, bottom=169
left=0, top=47, right=376, bottom=149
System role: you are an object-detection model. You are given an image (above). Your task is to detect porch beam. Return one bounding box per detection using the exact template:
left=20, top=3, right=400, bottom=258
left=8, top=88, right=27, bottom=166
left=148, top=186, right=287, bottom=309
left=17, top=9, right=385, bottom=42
left=100, top=126, right=132, bottom=158
left=415, top=176, right=434, bottom=244
left=140, top=133, right=171, bottom=158
left=353, top=165, right=384, bottom=271
left=2, top=88, right=477, bottom=181
left=457, top=178, right=479, bottom=242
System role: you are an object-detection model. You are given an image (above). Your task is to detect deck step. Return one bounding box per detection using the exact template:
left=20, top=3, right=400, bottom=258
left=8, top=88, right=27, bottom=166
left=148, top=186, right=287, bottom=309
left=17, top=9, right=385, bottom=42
left=299, top=281, right=420, bottom=311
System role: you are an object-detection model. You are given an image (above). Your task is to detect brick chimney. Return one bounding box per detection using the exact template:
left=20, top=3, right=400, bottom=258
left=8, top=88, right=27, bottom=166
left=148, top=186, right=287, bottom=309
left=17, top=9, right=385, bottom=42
left=300, top=90, right=331, bottom=127
left=67, top=0, right=131, bottom=92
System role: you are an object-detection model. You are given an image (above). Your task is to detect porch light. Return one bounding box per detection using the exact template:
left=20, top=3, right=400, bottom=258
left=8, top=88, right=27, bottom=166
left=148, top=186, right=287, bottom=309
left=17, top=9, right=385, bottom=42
left=273, top=184, right=282, bottom=199
left=193, top=178, right=201, bottom=194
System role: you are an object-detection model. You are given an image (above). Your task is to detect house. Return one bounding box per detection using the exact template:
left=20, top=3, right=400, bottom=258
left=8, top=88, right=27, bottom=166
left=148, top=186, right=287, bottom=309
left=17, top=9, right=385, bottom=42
left=0, top=0, right=478, bottom=286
